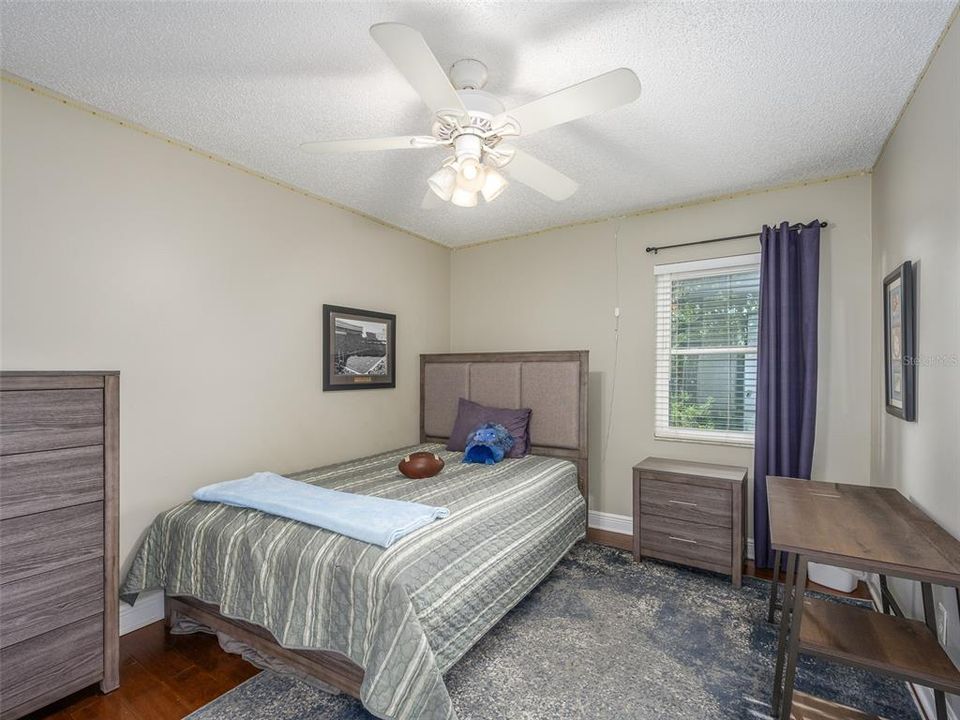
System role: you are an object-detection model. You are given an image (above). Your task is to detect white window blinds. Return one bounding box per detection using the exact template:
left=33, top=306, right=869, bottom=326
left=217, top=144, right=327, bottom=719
left=654, top=253, right=761, bottom=446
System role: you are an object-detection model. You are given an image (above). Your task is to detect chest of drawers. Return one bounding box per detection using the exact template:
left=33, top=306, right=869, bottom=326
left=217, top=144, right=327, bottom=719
left=633, top=457, right=747, bottom=586
left=0, top=372, right=119, bottom=719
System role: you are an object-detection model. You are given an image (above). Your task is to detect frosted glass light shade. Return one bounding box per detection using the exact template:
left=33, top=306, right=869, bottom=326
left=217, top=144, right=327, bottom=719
left=480, top=167, right=508, bottom=202
left=428, top=165, right=458, bottom=201
left=450, top=186, right=478, bottom=207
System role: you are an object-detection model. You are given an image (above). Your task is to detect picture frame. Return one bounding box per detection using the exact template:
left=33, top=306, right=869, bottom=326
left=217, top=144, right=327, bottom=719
left=322, top=304, right=396, bottom=391
left=882, top=261, right=916, bottom=421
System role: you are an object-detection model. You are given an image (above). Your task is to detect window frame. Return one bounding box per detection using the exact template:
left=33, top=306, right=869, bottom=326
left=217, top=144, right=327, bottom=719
left=654, top=253, right=761, bottom=447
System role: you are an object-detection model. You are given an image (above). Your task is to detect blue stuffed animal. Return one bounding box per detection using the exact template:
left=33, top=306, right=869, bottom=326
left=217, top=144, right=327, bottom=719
left=462, top=423, right=515, bottom=465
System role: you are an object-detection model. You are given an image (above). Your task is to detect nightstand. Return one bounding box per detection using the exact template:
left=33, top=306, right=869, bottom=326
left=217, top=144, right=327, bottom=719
left=633, top=457, right=747, bottom=586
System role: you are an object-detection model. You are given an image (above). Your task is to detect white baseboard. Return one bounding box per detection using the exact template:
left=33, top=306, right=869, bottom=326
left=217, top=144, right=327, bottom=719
left=587, top=510, right=756, bottom=561
left=587, top=510, right=633, bottom=536
left=120, top=588, right=165, bottom=635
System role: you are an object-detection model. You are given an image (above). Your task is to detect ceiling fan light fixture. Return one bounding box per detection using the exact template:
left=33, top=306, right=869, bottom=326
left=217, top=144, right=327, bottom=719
left=480, top=167, right=508, bottom=203
left=301, top=23, right=643, bottom=210
left=450, top=186, right=478, bottom=208
left=427, top=164, right=457, bottom=201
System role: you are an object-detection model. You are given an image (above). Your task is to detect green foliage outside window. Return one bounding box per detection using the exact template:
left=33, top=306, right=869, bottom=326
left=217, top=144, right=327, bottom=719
left=668, top=271, right=760, bottom=433
left=669, top=390, right=717, bottom=429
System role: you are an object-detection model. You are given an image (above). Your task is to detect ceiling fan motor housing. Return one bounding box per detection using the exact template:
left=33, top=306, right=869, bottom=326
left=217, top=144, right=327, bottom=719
left=433, top=87, right=508, bottom=166
left=453, top=133, right=484, bottom=162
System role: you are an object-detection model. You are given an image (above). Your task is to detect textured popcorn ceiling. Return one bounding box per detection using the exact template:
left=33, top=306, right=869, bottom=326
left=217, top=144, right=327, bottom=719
left=1, top=2, right=954, bottom=247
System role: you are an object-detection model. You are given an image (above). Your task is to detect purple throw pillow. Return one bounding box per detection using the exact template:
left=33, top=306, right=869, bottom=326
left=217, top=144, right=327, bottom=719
left=446, top=398, right=531, bottom=458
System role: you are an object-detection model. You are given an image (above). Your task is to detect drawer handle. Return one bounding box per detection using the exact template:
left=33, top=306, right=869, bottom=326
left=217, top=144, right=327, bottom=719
left=668, top=536, right=698, bottom=544
left=668, top=500, right=698, bottom=508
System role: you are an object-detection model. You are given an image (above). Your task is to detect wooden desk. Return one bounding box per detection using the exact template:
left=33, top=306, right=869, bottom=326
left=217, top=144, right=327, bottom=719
left=766, top=477, right=960, bottom=720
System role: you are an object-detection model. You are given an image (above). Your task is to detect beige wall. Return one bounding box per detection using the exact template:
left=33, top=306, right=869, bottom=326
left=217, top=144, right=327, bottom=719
left=451, top=174, right=874, bottom=540
left=0, top=81, right=451, bottom=569
left=870, top=16, right=959, bottom=713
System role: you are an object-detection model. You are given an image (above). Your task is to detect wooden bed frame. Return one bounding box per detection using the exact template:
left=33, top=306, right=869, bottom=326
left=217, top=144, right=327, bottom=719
left=167, top=350, right=589, bottom=699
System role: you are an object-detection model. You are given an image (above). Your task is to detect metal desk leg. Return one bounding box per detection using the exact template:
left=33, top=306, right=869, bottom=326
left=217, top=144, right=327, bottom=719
left=921, top=582, right=948, bottom=720
left=767, top=549, right=782, bottom=623
left=778, top=556, right=808, bottom=719
left=771, top=552, right=796, bottom=712
left=879, top=574, right=891, bottom=614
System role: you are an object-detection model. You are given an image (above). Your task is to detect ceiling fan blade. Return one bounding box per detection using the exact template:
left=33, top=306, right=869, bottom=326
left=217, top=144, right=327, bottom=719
left=501, top=147, right=579, bottom=201
left=421, top=189, right=445, bottom=210
left=370, top=23, right=466, bottom=116
left=299, top=136, right=436, bottom=154
left=494, top=68, right=640, bottom=136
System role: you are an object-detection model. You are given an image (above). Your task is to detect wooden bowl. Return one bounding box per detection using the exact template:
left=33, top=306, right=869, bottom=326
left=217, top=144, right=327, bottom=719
left=398, top=452, right=444, bottom=479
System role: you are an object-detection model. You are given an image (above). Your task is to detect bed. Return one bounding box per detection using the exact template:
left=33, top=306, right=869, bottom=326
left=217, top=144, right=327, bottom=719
left=120, top=351, right=589, bottom=720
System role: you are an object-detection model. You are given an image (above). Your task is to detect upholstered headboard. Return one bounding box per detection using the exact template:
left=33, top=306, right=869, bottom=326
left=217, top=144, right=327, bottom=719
left=420, top=351, right=589, bottom=501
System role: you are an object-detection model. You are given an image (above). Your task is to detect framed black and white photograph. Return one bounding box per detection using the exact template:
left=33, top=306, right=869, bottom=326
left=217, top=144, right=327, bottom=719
left=883, top=261, right=915, bottom=421
left=323, top=304, right=396, bottom=391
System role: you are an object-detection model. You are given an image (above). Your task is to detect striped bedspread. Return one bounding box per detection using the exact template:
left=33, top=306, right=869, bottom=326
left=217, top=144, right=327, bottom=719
left=121, top=443, right=585, bottom=720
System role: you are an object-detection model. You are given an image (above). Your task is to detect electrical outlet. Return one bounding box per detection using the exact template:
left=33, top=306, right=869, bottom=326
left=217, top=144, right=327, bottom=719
left=936, top=602, right=948, bottom=646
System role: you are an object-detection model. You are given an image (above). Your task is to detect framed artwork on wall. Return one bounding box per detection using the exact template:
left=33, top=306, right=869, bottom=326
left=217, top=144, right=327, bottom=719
left=322, top=304, right=396, bottom=391
left=882, top=261, right=916, bottom=421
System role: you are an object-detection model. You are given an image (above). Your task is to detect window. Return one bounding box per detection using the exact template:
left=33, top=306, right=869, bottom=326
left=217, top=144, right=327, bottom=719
left=655, top=254, right=761, bottom=445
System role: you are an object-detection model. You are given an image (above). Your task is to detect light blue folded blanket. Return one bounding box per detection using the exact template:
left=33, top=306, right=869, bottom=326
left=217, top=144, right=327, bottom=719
left=193, top=472, right=449, bottom=548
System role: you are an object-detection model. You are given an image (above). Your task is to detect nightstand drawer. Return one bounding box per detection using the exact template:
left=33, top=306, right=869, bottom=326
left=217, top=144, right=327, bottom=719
left=639, top=513, right=732, bottom=568
left=640, top=476, right=731, bottom=527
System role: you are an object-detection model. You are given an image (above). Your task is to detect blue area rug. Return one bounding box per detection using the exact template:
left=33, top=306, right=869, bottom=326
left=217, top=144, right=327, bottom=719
left=187, top=543, right=917, bottom=719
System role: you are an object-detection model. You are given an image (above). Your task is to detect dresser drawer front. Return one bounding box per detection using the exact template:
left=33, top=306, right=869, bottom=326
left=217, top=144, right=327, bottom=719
left=640, top=476, right=732, bottom=527
left=0, top=503, right=104, bottom=583
left=0, top=615, right=103, bottom=716
left=639, top=513, right=732, bottom=568
left=0, top=390, right=103, bottom=455
left=0, top=446, right=104, bottom=520
left=0, top=558, right=104, bottom=648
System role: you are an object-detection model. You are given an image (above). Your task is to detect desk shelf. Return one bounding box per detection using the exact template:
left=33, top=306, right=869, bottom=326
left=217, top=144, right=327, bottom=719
left=799, top=597, right=960, bottom=694
left=788, top=692, right=882, bottom=720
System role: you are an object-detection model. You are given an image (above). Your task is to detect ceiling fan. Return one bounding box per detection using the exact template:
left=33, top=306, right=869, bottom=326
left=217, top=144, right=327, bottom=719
left=300, top=23, right=641, bottom=209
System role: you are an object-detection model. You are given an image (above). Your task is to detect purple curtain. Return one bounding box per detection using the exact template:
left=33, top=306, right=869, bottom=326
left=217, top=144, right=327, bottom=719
left=753, top=221, right=821, bottom=569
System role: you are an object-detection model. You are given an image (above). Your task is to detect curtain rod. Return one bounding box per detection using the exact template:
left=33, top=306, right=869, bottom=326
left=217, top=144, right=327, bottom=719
left=645, top=221, right=828, bottom=254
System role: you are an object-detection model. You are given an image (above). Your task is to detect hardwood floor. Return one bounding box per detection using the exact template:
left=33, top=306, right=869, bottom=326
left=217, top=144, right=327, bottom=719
left=25, top=540, right=870, bottom=720
left=24, top=621, right=258, bottom=720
